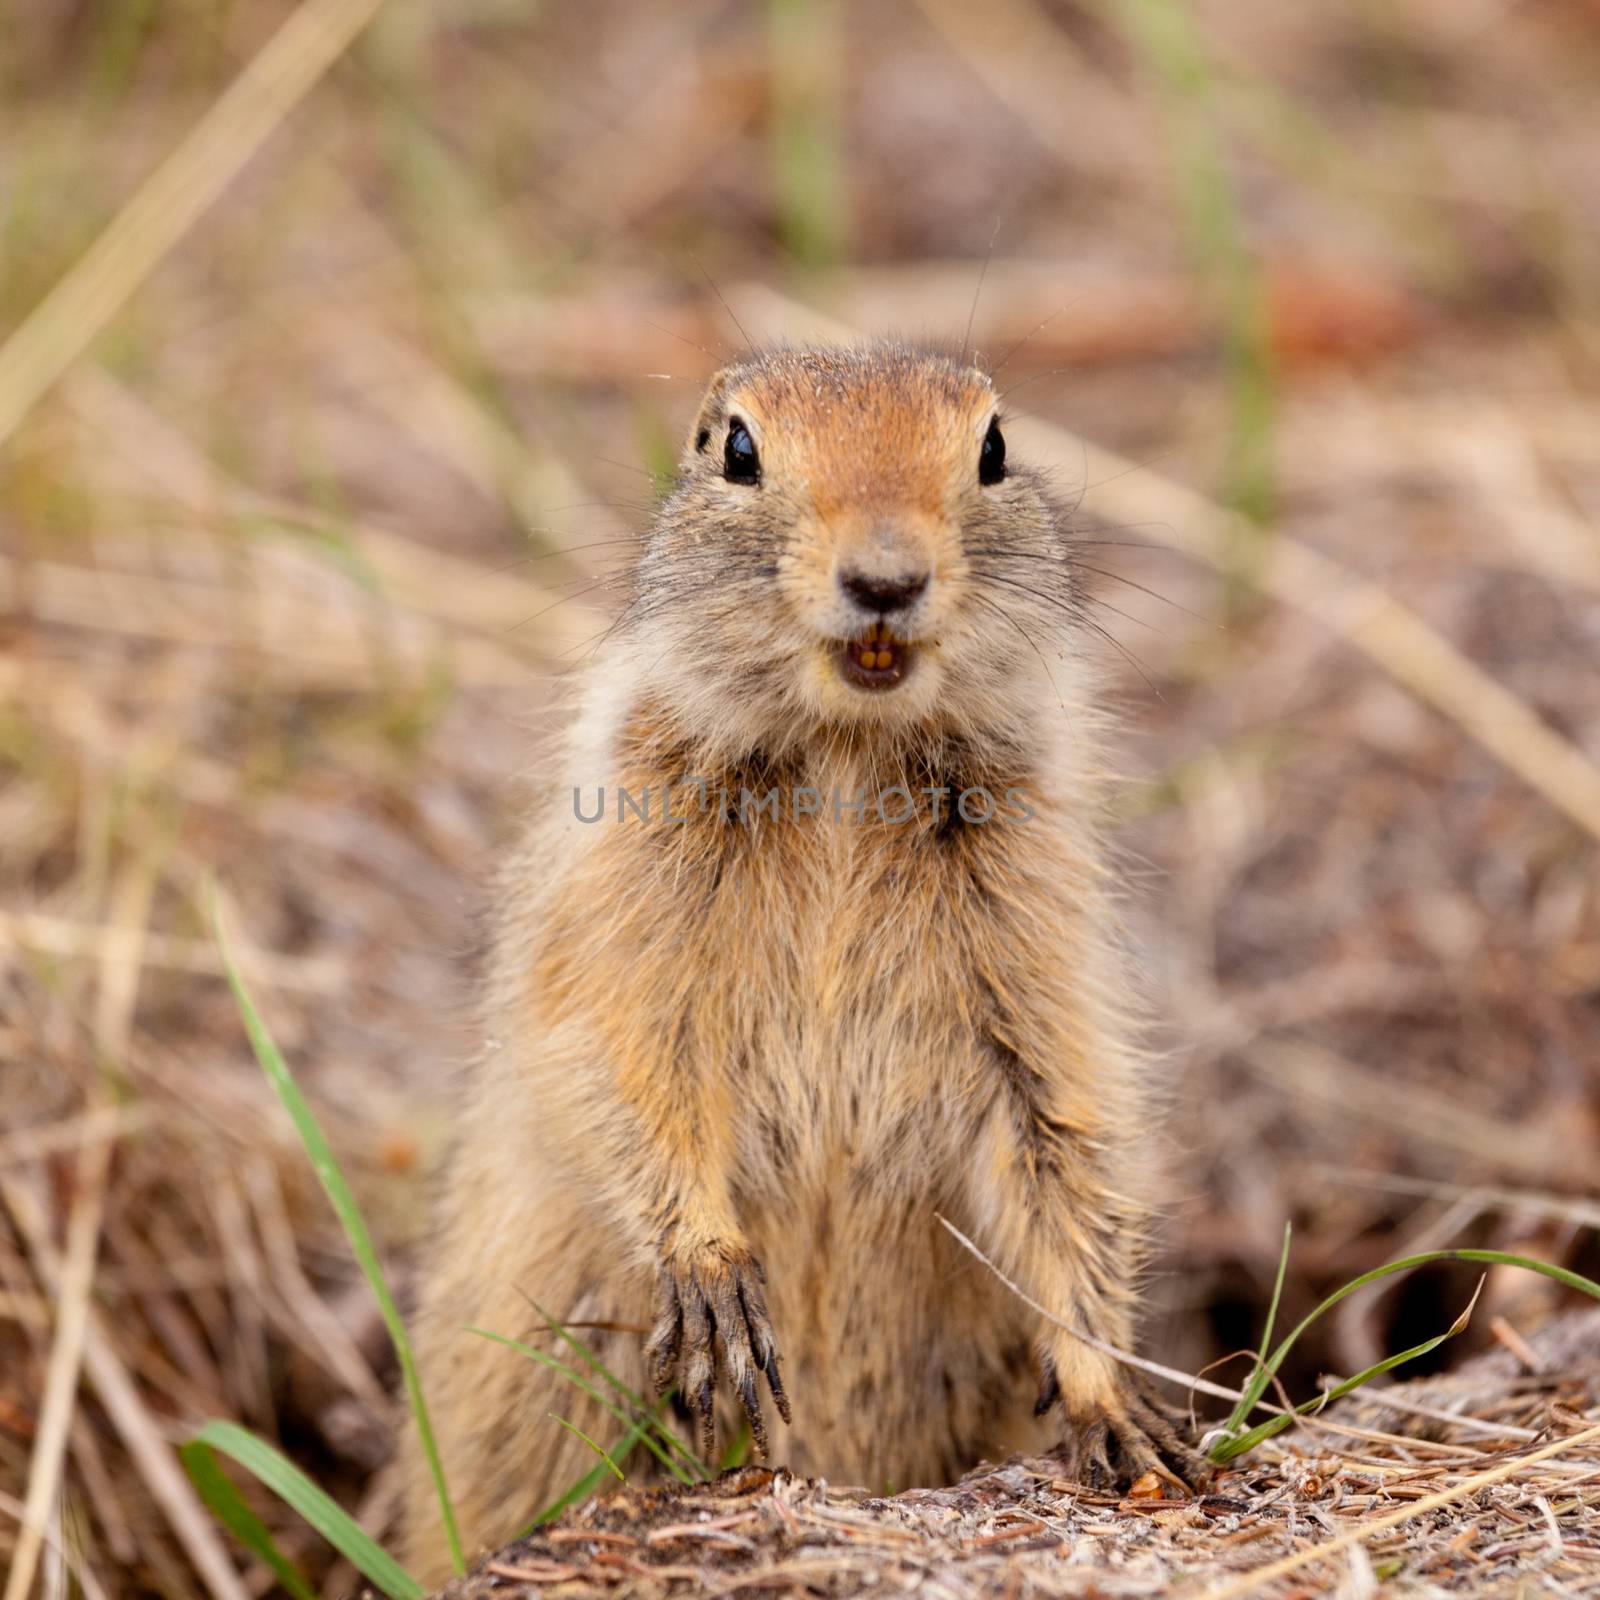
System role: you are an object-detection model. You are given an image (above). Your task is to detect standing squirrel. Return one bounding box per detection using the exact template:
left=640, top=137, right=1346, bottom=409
left=399, top=342, right=1204, bottom=1582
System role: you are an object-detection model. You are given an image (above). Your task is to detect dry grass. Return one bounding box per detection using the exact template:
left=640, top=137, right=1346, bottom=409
left=3, top=1, right=1599, bottom=1594
left=440, top=1313, right=1600, bottom=1599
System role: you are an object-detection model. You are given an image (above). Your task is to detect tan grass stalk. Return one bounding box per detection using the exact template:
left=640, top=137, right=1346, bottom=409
left=1258, top=539, right=1600, bottom=840
left=0, top=1291, right=51, bottom=1327
left=0, top=1105, right=152, bottom=1169
left=0, top=0, right=391, bottom=448
left=0, top=1488, right=111, bottom=1600
left=1314, top=1167, right=1600, bottom=1234
left=64, top=369, right=601, bottom=659
left=1197, top=1420, right=1600, bottom=1598
left=93, top=855, right=162, bottom=1063
left=1, top=1176, right=252, bottom=1600
left=1239, top=1039, right=1562, bottom=1177
left=0, top=554, right=549, bottom=687
left=935, top=1217, right=1253, bottom=1405
left=0, top=911, right=342, bottom=993
left=2, top=1134, right=112, bottom=1600
left=246, top=1160, right=392, bottom=1415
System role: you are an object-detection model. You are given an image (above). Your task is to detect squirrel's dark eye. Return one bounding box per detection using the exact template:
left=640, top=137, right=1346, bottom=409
left=979, top=418, right=1006, bottom=486
left=723, top=420, right=760, bottom=485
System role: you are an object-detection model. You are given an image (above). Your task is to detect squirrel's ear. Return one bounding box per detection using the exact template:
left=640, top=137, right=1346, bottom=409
left=682, top=370, right=732, bottom=466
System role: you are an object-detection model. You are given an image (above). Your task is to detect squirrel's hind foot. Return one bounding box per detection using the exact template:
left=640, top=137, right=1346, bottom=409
left=1049, top=1372, right=1214, bottom=1494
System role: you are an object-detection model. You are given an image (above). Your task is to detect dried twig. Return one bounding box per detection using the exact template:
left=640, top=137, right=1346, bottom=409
left=1197, top=1421, right=1600, bottom=1598
left=2, top=1132, right=112, bottom=1600
left=0, top=0, right=392, bottom=446
left=1, top=1176, right=252, bottom=1600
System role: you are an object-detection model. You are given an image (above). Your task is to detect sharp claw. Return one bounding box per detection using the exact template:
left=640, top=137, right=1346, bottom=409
left=763, top=1351, right=792, bottom=1426
left=647, top=1252, right=789, bottom=1463
left=737, top=1278, right=790, bottom=1428
left=647, top=1339, right=679, bottom=1394
left=1127, top=1383, right=1212, bottom=1485
left=1078, top=1419, right=1113, bottom=1488
left=735, top=1366, right=769, bottom=1456
left=736, top=1277, right=772, bottom=1346
left=693, top=1379, right=716, bottom=1460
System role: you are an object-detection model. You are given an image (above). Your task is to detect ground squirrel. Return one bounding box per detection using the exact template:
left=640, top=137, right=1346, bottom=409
left=399, top=342, right=1204, bottom=1582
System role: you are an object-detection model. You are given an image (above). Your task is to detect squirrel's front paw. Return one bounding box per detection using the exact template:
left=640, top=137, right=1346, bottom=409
left=1038, top=1358, right=1212, bottom=1493
left=645, top=1245, right=791, bottom=1460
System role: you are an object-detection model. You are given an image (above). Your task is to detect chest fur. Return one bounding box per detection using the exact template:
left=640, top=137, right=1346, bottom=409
left=534, top=737, right=1082, bottom=1176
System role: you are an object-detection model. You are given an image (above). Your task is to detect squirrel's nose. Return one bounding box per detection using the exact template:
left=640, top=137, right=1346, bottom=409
left=838, top=568, right=929, bottom=616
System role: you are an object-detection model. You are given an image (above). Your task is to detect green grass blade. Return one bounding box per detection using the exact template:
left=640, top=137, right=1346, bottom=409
left=522, top=1297, right=703, bottom=1477
left=1257, top=1221, right=1292, bottom=1373
left=190, top=1422, right=424, bottom=1600
left=1113, top=0, right=1275, bottom=538
left=1220, top=1220, right=1291, bottom=1442
left=718, top=1419, right=752, bottom=1473
left=526, top=1394, right=676, bottom=1529
left=211, top=891, right=465, bottom=1575
left=548, top=1415, right=623, bottom=1480
left=180, top=1439, right=316, bottom=1600
left=767, top=0, right=846, bottom=272
left=467, top=1327, right=698, bottom=1484
left=1213, top=1279, right=1483, bottom=1462
left=1445, top=1250, right=1600, bottom=1298
left=1210, top=1248, right=1600, bottom=1460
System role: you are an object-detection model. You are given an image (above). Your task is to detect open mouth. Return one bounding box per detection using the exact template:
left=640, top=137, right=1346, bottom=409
left=836, top=622, right=913, bottom=691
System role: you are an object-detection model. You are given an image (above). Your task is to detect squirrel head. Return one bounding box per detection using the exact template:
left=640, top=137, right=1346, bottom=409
left=632, top=343, right=1084, bottom=754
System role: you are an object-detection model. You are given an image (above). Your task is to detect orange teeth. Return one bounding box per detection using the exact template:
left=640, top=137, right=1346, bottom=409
left=854, top=623, right=900, bottom=671
left=838, top=625, right=911, bottom=689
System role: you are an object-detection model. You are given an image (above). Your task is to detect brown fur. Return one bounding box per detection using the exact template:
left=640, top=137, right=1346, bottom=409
left=398, top=344, right=1196, bottom=1584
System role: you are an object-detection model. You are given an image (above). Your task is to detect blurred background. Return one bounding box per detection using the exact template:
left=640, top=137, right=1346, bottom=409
left=3, top=0, right=1599, bottom=1592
